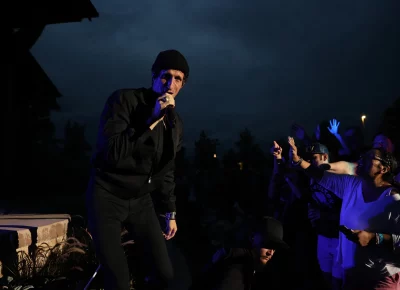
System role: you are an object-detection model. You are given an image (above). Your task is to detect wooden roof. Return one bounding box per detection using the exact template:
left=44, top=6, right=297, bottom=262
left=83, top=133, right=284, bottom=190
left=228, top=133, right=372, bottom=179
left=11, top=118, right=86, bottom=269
left=10, top=0, right=99, bottom=27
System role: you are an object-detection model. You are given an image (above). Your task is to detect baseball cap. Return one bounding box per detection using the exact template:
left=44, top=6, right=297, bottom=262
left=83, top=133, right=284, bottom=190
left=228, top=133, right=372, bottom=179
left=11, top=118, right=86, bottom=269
left=306, top=143, right=329, bottom=154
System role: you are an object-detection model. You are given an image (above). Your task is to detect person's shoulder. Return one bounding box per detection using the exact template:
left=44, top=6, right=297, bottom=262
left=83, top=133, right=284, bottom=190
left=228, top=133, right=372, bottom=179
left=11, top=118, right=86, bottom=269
left=106, top=88, right=147, bottom=105
left=119, top=87, right=147, bottom=98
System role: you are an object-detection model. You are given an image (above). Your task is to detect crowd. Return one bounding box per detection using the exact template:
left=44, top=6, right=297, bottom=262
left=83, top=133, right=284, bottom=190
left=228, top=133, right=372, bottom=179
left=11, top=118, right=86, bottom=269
left=184, top=118, right=400, bottom=290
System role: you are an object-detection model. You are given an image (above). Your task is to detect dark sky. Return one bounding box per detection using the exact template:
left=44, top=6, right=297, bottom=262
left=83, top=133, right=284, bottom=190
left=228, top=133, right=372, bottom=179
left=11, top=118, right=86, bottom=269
left=31, top=0, right=400, bottom=156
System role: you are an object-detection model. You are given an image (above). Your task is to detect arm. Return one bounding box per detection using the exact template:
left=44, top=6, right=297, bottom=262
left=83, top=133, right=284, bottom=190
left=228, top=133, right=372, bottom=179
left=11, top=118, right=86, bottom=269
left=267, top=158, right=286, bottom=200
left=267, top=158, right=285, bottom=218
left=328, top=161, right=357, bottom=175
left=327, top=118, right=350, bottom=155
left=333, top=133, right=351, bottom=155
left=97, top=90, right=162, bottom=165
left=352, top=231, right=400, bottom=254
left=288, top=136, right=356, bottom=199
left=267, top=142, right=285, bottom=215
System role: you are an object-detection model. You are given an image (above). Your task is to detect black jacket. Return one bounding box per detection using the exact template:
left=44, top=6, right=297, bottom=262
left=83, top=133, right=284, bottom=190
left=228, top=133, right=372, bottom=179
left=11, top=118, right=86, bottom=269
left=190, top=248, right=280, bottom=290
left=90, top=88, right=183, bottom=212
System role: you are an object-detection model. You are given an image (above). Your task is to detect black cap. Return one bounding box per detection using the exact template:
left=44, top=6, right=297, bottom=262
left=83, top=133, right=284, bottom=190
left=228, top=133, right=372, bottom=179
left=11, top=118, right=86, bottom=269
left=255, top=217, right=289, bottom=250
left=151, top=49, right=189, bottom=78
left=306, top=143, right=329, bottom=155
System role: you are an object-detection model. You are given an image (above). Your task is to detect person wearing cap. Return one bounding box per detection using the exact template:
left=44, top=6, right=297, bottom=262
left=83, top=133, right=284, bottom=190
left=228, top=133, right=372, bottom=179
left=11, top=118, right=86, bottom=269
left=328, top=134, right=395, bottom=176
left=304, top=143, right=343, bottom=290
left=86, top=49, right=190, bottom=290
left=288, top=137, right=400, bottom=290
left=270, top=141, right=343, bottom=289
left=190, top=217, right=289, bottom=290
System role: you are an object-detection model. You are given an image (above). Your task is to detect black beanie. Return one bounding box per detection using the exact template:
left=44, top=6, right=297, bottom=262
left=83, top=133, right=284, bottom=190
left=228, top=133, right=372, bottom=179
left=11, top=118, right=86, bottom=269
left=151, top=49, right=190, bottom=78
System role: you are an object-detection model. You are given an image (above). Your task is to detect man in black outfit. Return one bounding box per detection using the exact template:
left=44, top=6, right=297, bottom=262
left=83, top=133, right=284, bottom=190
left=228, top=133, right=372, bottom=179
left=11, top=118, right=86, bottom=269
left=190, top=217, right=289, bottom=290
left=86, top=49, right=189, bottom=290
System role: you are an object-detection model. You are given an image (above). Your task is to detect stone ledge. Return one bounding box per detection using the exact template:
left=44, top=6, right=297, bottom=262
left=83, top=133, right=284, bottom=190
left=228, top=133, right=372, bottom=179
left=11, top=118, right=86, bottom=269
left=0, top=214, right=70, bottom=278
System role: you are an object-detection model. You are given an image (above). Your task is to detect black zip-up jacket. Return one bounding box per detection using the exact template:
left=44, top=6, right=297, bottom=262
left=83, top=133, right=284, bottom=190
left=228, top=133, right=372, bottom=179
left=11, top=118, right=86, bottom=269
left=190, top=248, right=283, bottom=290
left=90, top=88, right=183, bottom=212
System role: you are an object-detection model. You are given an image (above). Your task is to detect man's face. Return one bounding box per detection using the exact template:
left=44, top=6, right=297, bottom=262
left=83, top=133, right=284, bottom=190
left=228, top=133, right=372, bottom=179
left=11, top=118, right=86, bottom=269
left=252, top=233, right=275, bottom=266
left=152, top=69, right=185, bottom=98
left=311, top=153, right=328, bottom=167
left=356, top=149, right=389, bottom=178
left=258, top=248, right=275, bottom=266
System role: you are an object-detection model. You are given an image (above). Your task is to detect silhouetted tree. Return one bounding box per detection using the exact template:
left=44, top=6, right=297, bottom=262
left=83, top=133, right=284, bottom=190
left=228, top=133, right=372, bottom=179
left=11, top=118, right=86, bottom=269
left=53, top=120, right=92, bottom=198
left=235, top=128, right=266, bottom=173
left=27, top=93, right=61, bottom=203
left=194, top=130, right=219, bottom=171
left=222, top=148, right=239, bottom=170
left=231, top=129, right=268, bottom=217
left=62, top=120, right=92, bottom=159
left=379, top=97, right=400, bottom=159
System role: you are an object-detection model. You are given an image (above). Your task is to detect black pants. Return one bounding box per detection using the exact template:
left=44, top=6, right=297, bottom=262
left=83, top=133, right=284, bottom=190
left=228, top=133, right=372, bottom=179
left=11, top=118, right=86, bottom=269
left=86, top=182, right=173, bottom=290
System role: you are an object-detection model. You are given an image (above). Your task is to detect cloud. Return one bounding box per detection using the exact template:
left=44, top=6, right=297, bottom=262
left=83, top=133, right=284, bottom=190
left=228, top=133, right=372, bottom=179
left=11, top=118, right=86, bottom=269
left=31, top=0, right=400, bottom=152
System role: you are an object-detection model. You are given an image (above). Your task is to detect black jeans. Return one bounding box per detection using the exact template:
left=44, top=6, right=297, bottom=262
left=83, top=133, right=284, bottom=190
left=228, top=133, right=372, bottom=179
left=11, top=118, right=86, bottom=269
left=86, top=182, right=173, bottom=290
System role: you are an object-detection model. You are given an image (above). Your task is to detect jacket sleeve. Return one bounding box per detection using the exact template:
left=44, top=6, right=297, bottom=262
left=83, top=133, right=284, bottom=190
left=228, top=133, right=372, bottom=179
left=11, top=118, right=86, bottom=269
left=267, top=158, right=286, bottom=215
left=96, top=90, right=153, bottom=165
left=159, top=117, right=183, bottom=213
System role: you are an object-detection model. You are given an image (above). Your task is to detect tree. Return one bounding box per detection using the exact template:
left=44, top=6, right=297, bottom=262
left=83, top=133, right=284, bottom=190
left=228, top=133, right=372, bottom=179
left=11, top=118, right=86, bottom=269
left=222, top=148, right=239, bottom=170
left=62, top=120, right=92, bottom=159
left=54, top=120, right=92, bottom=197
left=194, top=130, right=219, bottom=171
left=235, top=128, right=266, bottom=173
left=379, top=97, right=400, bottom=159
left=232, top=128, right=267, bottom=216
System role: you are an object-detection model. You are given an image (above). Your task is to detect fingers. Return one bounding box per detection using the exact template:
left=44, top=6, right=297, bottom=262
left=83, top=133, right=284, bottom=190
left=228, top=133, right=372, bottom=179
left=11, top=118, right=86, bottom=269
left=329, top=118, right=340, bottom=127
left=165, top=227, right=177, bottom=240
left=159, top=95, right=176, bottom=110
left=287, top=136, right=295, bottom=146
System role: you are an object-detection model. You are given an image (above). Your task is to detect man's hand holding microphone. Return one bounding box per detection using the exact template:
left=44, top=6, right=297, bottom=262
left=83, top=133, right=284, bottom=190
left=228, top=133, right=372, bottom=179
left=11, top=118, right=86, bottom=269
left=148, top=93, right=176, bottom=130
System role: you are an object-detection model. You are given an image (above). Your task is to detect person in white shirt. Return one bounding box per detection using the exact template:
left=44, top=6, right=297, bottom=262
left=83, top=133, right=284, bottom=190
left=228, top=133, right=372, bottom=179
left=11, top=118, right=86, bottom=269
left=288, top=136, right=400, bottom=290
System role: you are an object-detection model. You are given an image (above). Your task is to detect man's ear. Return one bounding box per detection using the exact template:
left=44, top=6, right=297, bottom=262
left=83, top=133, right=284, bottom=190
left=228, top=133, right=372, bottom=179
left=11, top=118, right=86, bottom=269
left=381, top=166, right=390, bottom=174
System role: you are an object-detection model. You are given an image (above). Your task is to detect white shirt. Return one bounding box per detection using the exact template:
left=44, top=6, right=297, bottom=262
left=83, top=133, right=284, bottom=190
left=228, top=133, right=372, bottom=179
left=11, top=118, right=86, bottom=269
left=318, top=172, right=400, bottom=276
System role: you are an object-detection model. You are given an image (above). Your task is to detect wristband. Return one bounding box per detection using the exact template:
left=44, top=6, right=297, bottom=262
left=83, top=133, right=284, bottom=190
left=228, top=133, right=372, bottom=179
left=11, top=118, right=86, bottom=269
left=292, top=158, right=303, bottom=166
left=376, top=233, right=384, bottom=245
left=165, top=212, right=176, bottom=220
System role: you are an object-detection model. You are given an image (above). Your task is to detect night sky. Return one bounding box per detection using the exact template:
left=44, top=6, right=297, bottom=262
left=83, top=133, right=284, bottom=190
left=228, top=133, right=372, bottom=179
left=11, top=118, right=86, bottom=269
left=31, top=0, right=400, bottom=156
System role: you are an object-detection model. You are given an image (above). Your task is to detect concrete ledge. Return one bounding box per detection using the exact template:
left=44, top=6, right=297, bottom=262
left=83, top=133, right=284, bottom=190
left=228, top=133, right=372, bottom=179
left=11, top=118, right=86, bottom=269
left=0, top=214, right=70, bottom=278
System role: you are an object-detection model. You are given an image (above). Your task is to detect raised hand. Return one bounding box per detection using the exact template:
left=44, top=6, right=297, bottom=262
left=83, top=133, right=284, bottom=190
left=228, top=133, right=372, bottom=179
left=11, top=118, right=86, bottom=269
left=327, top=118, right=340, bottom=136
left=287, top=136, right=300, bottom=162
left=151, top=94, right=176, bottom=122
left=291, top=123, right=306, bottom=140
left=270, top=141, right=283, bottom=159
